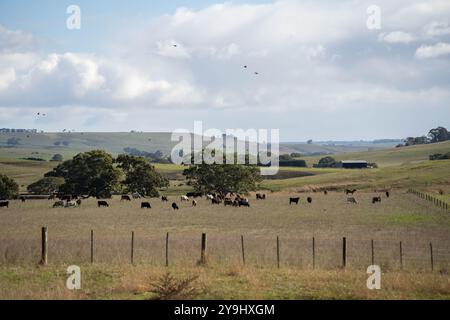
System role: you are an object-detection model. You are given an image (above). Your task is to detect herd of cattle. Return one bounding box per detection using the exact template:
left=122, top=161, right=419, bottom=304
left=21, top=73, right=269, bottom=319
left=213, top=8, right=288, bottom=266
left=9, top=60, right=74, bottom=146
left=0, top=189, right=391, bottom=210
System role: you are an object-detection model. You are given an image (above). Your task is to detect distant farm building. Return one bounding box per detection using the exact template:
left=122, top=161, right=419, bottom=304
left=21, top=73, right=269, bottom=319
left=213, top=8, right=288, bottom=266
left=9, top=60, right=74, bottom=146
left=337, top=160, right=368, bottom=169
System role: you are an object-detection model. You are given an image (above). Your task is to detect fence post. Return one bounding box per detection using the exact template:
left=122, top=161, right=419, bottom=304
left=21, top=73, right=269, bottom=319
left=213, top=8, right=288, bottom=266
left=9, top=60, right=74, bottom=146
left=241, top=235, right=245, bottom=265
left=430, top=242, right=434, bottom=272
left=342, top=237, right=347, bottom=268
left=399, top=241, right=403, bottom=270
left=40, top=227, right=48, bottom=265
left=312, top=237, right=316, bottom=270
left=131, top=231, right=135, bottom=265
left=371, top=239, right=374, bottom=265
left=276, top=236, right=280, bottom=269
left=200, top=233, right=207, bottom=265
left=165, top=232, right=169, bottom=267
left=90, top=229, right=94, bottom=264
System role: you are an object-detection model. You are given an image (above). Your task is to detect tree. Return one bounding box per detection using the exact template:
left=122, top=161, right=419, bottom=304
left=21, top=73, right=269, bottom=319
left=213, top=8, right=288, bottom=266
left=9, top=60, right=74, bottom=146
left=50, top=154, right=63, bottom=162
left=45, top=150, right=121, bottom=198
left=116, top=154, right=169, bottom=197
left=183, top=164, right=262, bottom=196
left=27, top=177, right=64, bottom=195
left=316, top=156, right=337, bottom=168
left=0, top=174, right=19, bottom=200
left=428, top=127, right=449, bottom=143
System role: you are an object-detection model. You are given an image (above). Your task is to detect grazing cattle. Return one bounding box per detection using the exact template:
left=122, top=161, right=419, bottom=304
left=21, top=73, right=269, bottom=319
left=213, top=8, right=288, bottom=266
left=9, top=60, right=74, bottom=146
left=20, top=196, right=26, bottom=202
left=256, top=193, right=266, bottom=200
left=324, top=190, right=328, bottom=195
left=0, top=201, right=9, bottom=208
left=121, top=195, right=132, bottom=201
left=192, top=200, right=197, bottom=207
left=52, top=201, right=64, bottom=208
left=385, top=191, right=390, bottom=198
left=141, top=202, right=151, bottom=209
left=238, top=199, right=250, bottom=207
left=76, top=199, right=82, bottom=206
left=171, top=202, right=179, bottom=210
left=345, top=189, right=357, bottom=195
left=161, top=196, right=168, bottom=202
left=98, top=201, right=109, bottom=208
left=307, top=197, right=312, bottom=204
left=372, top=196, right=382, bottom=204
left=206, top=194, right=214, bottom=200
left=212, top=197, right=222, bottom=205
left=347, top=197, right=358, bottom=204
left=181, top=195, right=189, bottom=202
left=289, top=197, right=300, bottom=205
left=224, top=199, right=234, bottom=206
left=187, top=192, right=202, bottom=198
left=132, top=192, right=141, bottom=199
left=65, top=200, right=78, bottom=208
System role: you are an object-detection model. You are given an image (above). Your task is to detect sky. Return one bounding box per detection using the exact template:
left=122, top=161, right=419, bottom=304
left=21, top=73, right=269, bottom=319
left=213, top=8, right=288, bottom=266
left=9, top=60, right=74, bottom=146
left=0, top=0, right=449, bottom=141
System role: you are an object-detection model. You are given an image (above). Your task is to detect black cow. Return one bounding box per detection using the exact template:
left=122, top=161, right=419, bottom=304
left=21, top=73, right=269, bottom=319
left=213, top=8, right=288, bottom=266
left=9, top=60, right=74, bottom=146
left=307, top=197, right=312, bottom=204
left=171, top=202, right=179, bottom=210
left=98, top=201, right=109, bottom=208
left=20, top=196, right=26, bottom=202
left=289, top=197, right=300, bottom=205
left=161, top=196, right=168, bottom=202
left=324, top=190, right=328, bottom=195
left=0, top=201, right=9, bottom=208
left=141, top=202, right=151, bottom=209
left=76, top=199, right=82, bottom=206
left=238, top=200, right=250, bottom=207
left=121, top=195, right=132, bottom=201
left=256, top=193, right=266, bottom=200
left=385, top=191, right=390, bottom=198
left=345, top=189, right=357, bottom=195
left=372, top=197, right=381, bottom=204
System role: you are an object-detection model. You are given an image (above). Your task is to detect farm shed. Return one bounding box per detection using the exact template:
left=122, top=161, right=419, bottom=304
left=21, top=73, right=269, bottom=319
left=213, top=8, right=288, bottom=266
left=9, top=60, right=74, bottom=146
left=338, top=160, right=368, bottom=169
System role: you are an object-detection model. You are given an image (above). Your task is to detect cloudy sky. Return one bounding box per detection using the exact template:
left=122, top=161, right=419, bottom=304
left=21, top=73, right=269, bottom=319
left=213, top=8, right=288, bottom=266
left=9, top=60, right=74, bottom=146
left=0, top=0, right=449, bottom=141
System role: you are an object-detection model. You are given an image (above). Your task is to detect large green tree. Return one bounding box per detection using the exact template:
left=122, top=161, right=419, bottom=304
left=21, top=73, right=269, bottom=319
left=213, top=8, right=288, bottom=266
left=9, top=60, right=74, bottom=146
left=428, top=127, right=449, bottom=143
left=45, top=150, right=121, bottom=198
left=316, top=156, right=337, bottom=168
left=116, top=154, right=169, bottom=197
left=183, top=164, right=262, bottom=196
left=0, top=174, right=19, bottom=200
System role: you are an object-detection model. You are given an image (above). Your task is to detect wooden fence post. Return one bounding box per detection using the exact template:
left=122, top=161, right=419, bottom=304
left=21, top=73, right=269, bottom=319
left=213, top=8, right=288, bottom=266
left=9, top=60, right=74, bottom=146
left=342, top=237, right=347, bottom=268
left=200, top=233, right=207, bottom=265
left=399, top=241, right=403, bottom=270
left=241, top=235, right=245, bottom=265
left=430, top=242, right=434, bottom=272
left=312, top=237, right=316, bottom=270
left=40, top=227, right=48, bottom=265
left=131, top=231, right=135, bottom=265
left=90, top=229, right=94, bottom=264
left=165, top=232, right=169, bottom=267
left=371, top=239, right=374, bottom=265
left=276, top=236, right=280, bottom=269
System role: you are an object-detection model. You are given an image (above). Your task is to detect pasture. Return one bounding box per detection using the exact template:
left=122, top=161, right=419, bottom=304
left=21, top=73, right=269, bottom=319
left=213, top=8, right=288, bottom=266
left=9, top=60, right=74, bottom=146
left=1, top=191, right=450, bottom=299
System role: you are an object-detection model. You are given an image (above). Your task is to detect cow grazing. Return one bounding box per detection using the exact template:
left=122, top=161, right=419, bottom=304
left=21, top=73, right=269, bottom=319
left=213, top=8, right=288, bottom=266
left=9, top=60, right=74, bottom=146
left=192, top=200, right=197, bottom=207
left=76, top=199, right=82, bottom=206
left=372, top=196, right=382, bottom=204
left=324, top=190, right=328, bottom=195
left=52, top=201, right=64, bottom=208
left=289, top=197, right=300, bottom=205
left=171, top=202, right=179, bottom=210
left=256, top=193, right=266, bottom=200
left=238, top=199, right=250, bottom=207
left=0, top=201, right=9, bottom=208
left=65, top=200, right=78, bottom=208
left=141, top=202, right=151, bottom=209
left=132, top=192, right=141, bottom=199
left=181, top=195, right=189, bottom=202
left=347, top=197, right=358, bottom=204
left=161, top=196, right=168, bottom=202
left=307, top=197, right=312, bottom=204
left=98, top=201, right=109, bottom=208
left=385, top=191, right=390, bottom=198
left=121, top=195, right=132, bottom=201
left=20, top=196, right=26, bottom=203
left=212, top=197, right=222, bottom=205
left=345, top=189, right=357, bottom=195
left=224, top=199, right=234, bottom=206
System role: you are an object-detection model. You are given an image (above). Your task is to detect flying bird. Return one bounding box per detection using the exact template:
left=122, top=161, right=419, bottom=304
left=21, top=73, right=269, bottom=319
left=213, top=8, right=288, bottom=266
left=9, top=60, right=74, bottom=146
left=173, top=44, right=177, bottom=47
left=254, top=72, right=259, bottom=75
left=243, top=65, right=247, bottom=68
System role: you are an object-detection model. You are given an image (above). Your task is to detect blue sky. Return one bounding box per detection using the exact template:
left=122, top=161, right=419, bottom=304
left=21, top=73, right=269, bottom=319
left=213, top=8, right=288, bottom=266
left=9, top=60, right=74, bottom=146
left=0, top=0, right=449, bottom=141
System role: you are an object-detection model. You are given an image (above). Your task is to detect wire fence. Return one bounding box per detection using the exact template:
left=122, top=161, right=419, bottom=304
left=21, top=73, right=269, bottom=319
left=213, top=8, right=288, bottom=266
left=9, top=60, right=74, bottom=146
left=407, top=189, right=449, bottom=212
left=1, top=228, right=449, bottom=272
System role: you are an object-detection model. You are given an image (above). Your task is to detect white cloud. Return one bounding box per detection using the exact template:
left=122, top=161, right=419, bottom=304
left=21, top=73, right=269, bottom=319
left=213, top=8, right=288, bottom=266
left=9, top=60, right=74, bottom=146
left=0, top=25, right=37, bottom=52
left=424, top=21, right=450, bottom=36
left=378, top=31, right=415, bottom=44
left=415, top=42, right=450, bottom=59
